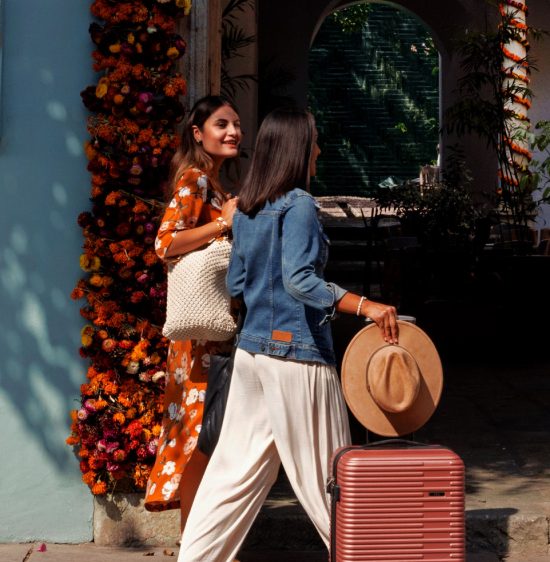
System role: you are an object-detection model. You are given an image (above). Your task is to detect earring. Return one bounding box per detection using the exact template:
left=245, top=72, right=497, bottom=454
left=195, top=139, right=203, bottom=146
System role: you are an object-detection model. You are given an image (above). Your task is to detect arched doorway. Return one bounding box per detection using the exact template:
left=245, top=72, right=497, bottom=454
left=309, top=3, right=440, bottom=196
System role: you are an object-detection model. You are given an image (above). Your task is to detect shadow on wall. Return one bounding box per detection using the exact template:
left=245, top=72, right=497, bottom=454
left=0, top=55, right=94, bottom=478
left=0, top=205, right=87, bottom=472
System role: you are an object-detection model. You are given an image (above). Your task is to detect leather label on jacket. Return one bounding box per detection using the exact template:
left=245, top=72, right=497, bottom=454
left=272, top=330, right=293, bottom=343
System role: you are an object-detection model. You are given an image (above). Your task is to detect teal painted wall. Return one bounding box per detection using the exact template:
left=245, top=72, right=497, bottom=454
left=0, top=0, right=96, bottom=542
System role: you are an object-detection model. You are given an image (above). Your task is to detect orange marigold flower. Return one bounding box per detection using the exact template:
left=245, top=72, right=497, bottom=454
left=152, top=425, right=162, bottom=437
left=83, top=471, right=97, bottom=486
left=103, top=382, right=119, bottom=395
left=70, top=410, right=80, bottom=422
left=105, top=191, right=123, bottom=205
left=78, top=446, right=89, bottom=458
left=66, top=434, right=80, bottom=446
left=95, top=399, right=108, bottom=410
left=113, top=412, right=126, bottom=425
left=127, top=420, right=143, bottom=439
left=71, top=422, right=80, bottom=433
left=91, top=481, right=108, bottom=495
left=126, top=407, right=137, bottom=419
left=71, top=286, right=85, bottom=300
left=131, top=340, right=149, bottom=362
left=142, top=249, right=160, bottom=266
left=132, top=201, right=149, bottom=214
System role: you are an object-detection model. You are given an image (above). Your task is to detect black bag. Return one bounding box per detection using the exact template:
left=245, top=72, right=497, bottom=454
left=197, top=304, right=246, bottom=457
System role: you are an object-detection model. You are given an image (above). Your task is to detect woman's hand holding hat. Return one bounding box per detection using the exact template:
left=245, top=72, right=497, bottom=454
left=361, top=300, right=399, bottom=344
left=335, top=295, right=398, bottom=344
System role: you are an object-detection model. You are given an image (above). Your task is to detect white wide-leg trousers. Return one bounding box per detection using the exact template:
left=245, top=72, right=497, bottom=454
left=177, top=348, right=352, bottom=562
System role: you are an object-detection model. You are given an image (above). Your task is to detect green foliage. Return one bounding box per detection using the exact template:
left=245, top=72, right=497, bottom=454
left=442, top=8, right=545, bottom=238
left=221, top=0, right=257, bottom=100
left=309, top=4, right=440, bottom=196
left=520, top=120, right=550, bottom=204
left=375, top=147, right=479, bottom=250
left=331, top=4, right=371, bottom=34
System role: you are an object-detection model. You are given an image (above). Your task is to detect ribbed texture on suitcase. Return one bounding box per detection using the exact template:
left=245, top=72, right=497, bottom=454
left=330, top=445, right=465, bottom=562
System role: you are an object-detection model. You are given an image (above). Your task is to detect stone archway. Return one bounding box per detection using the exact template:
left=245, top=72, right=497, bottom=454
left=257, top=0, right=496, bottom=192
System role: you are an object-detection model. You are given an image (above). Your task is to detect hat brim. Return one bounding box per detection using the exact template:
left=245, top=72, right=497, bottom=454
left=342, top=321, right=443, bottom=437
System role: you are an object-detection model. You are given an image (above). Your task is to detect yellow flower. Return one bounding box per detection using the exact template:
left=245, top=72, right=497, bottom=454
left=90, top=256, right=101, bottom=271
left=98, top=77, right=110, bottom=87
left=80, top=254, right=92, bottom=272
left=140, top=429, right=152, bottom=442
left=152, top=425, right=162, bottom=437
left=135, top=43, right=143, bottom=54
left=127, top=33, right=135, bottom=45
left=176, top=0, right=192, bottom=14
left=167, top=47, right=179, bottom=59
left=95, top=83, right=108, bottom=99
left=90, top=274, right=103, bottom=287
left=81, top=325, right=95, bottom=347
left=109, top=43, right=121, bottom=54
left=150, top=352, right=161, bottom=364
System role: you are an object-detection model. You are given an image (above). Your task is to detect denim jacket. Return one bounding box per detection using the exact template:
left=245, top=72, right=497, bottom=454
left=226, top=188, right=347, bottom=365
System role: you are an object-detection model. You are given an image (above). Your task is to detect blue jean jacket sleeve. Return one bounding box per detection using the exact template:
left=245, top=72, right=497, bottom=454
left=282, top=195, right=339, bottom=325
left=226, top=243, right=245, bottom=302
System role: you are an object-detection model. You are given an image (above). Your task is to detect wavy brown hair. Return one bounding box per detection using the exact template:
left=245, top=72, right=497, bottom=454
left=237, top=106, right=315, bottom=216
left=163, top=95, right=241, bottom=211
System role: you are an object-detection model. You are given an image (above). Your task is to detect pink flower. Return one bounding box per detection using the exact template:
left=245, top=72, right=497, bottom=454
left=84, top=399, right=98, bottom=413
left=139, top=92, right=154, bottom=104
left=147, top=438, right=159, bottom=455
left=77, top=408, right=89, bottom=421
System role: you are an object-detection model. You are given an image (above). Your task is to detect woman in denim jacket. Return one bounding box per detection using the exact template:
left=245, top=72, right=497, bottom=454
left=177, top=107, right=398, bottom=562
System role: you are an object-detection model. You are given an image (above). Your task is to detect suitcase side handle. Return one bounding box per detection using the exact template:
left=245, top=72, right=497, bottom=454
left=362, top=439, right=427, bottom=448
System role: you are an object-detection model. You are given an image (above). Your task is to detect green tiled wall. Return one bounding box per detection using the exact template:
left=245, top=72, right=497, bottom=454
left=309, top=3, right=440, bottom=197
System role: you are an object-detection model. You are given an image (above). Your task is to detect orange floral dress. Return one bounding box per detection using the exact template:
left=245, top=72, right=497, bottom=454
left=145, top=168, right=235, bottom=512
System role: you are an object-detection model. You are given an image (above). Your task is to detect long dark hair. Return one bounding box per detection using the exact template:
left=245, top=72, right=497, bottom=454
left=237, top=106, right=315, bottom=215
left=164, top=95, right=241, bottom=210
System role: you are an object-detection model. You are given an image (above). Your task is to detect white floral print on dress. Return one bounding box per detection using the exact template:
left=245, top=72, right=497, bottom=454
left=198, top=390, right=206, bottom=403
left=186, top=388, right=199, bottom=406
left=168, top=403, right=178, bottom=420
left=174, top=368, right=186, bottom=385
left=161, top=481, right=177, bottom=501
left=162, top=460, right=177, bottom=476
left=183, top=436, right=198, bottom=456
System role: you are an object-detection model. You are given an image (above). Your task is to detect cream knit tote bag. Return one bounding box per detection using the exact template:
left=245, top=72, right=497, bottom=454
left=163, top=237, right=236, bottom=342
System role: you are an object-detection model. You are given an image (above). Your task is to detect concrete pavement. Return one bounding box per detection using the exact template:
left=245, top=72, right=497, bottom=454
left=0, top=544, right=527, bottom=562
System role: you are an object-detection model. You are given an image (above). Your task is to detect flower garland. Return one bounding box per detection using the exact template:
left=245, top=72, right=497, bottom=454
left=501, top=45, right=529, bottom=67
left=502, top=67, right=530, bottom=85
left=502, top=0, right=529, bottom=15
left=67, top=0, right=190, bottom=496
left=502, top=135, right=533, bottom=161
left=499, top=1, right=533, bottom=193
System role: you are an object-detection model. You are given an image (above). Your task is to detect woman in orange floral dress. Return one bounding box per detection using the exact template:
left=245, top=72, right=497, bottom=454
left=145, top=96, right=241, bottom=533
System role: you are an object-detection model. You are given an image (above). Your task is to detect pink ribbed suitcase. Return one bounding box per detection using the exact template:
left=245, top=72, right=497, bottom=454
left=328, top=440, right=465, bottom=562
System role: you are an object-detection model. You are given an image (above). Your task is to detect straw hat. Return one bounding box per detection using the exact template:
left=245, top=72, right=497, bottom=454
left=342, top=321, right=443, bottom=437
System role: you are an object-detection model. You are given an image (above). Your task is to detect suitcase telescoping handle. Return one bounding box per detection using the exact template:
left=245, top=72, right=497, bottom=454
left=362, top=438, right=427, bottom=448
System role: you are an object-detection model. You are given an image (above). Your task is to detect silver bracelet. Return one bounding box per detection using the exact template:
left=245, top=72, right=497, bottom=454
left=356, top=296, right=366, bottom=316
